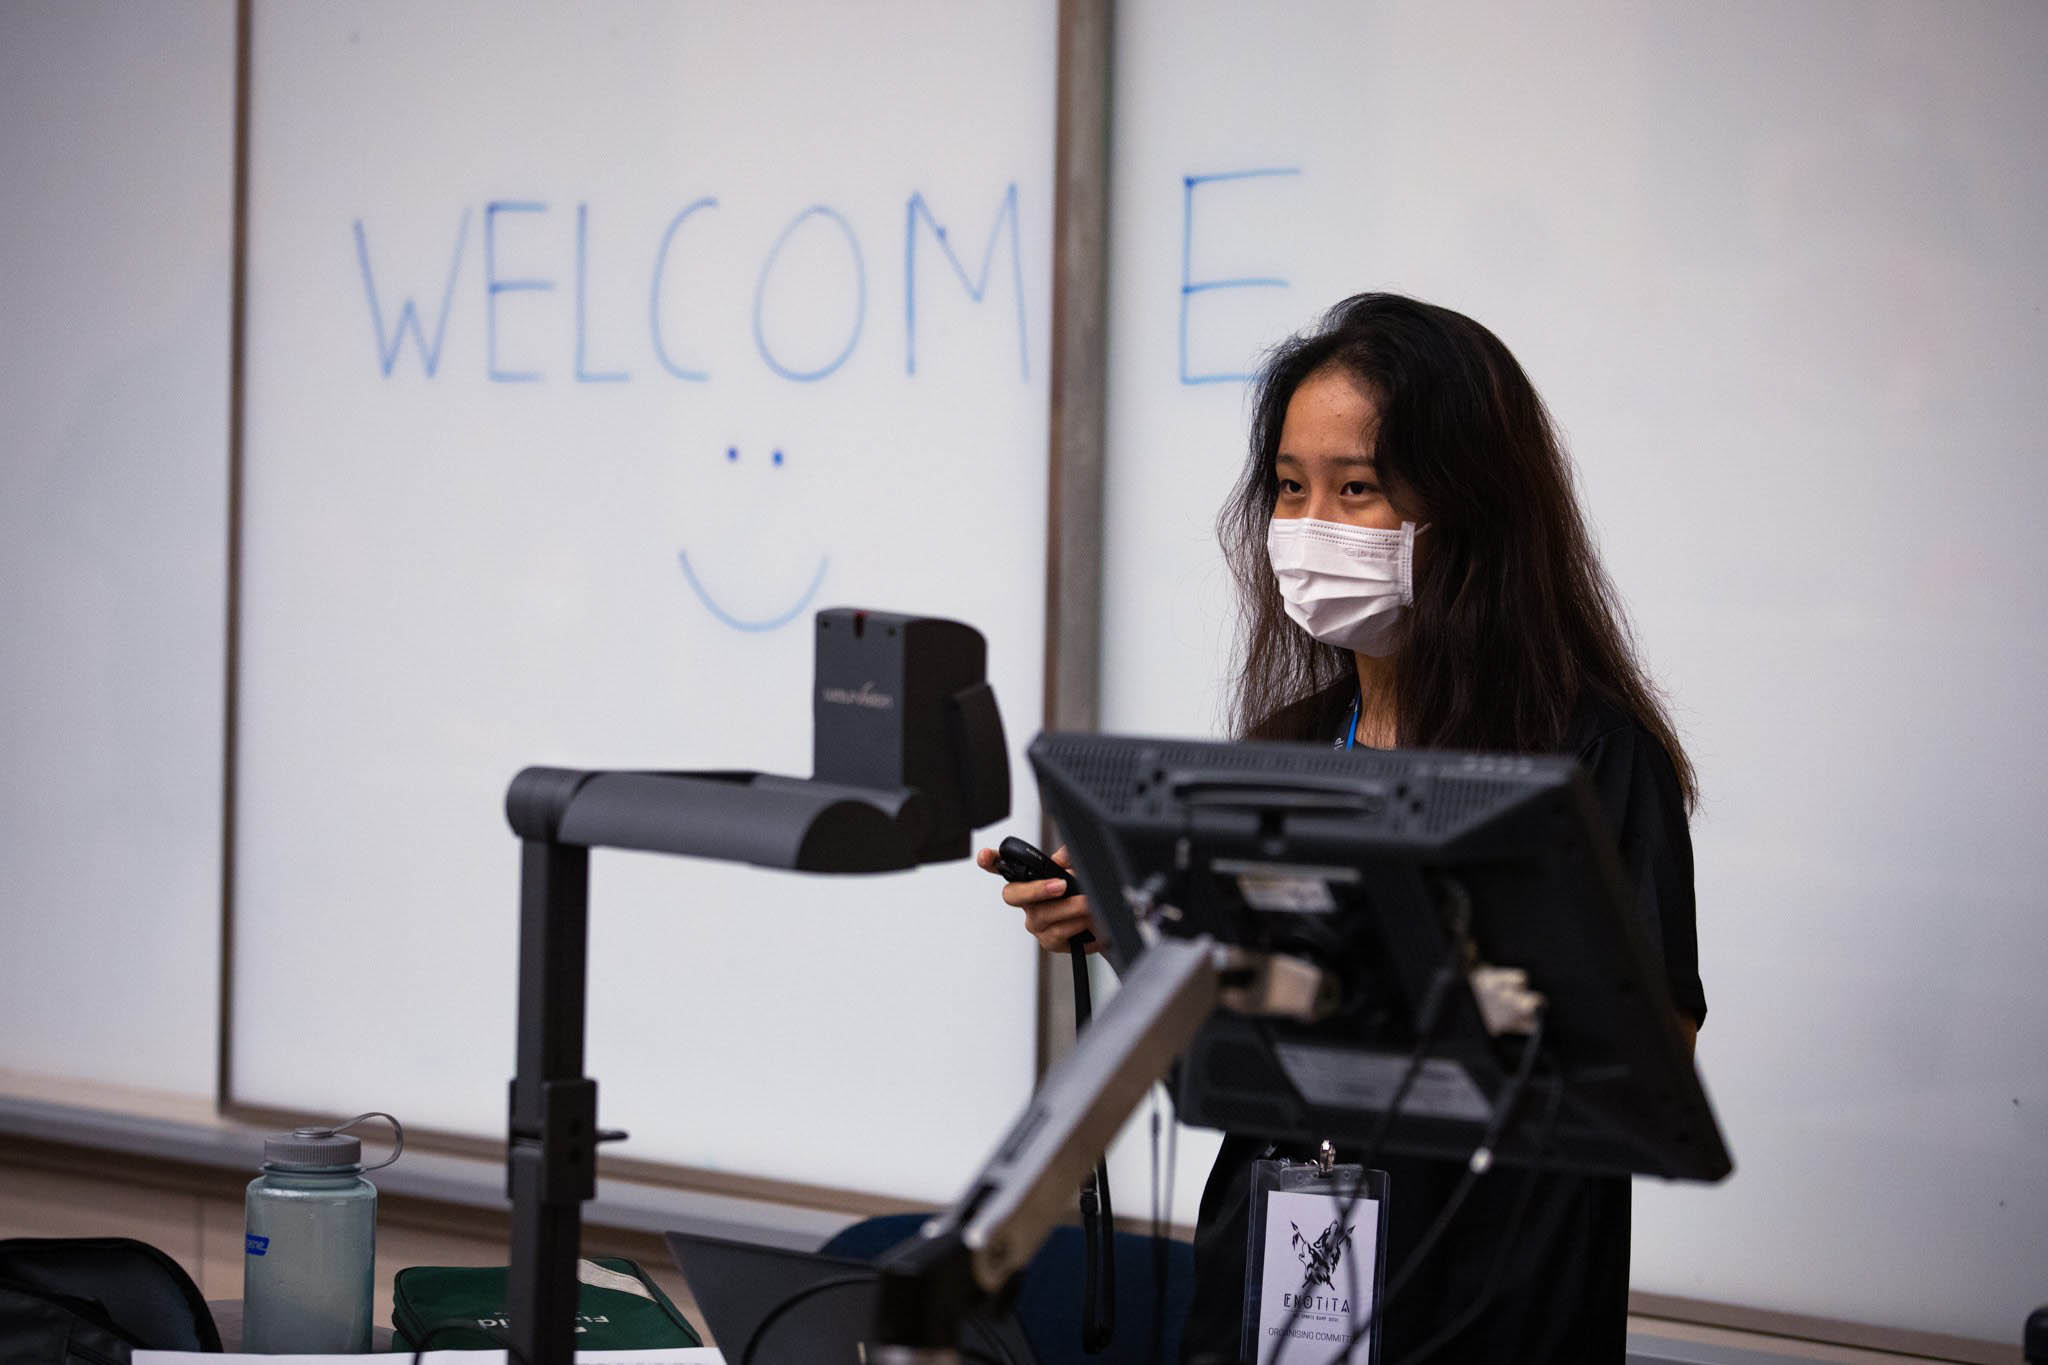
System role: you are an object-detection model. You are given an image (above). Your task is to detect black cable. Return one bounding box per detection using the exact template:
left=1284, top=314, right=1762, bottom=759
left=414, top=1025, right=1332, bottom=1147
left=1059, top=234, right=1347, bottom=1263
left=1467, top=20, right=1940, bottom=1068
left=1263, top=963, right=1461, bottom=1365
left=737, top=1274, right=873, bottom=1365
left=1259, top=943, right=1467, bottom=1365
left=1148, top=1086, right=1171, bottom=1365
left=962, top=1310, right=1033, bottom=1365
left=730, top=1270, right=1017, bottom=1365
left=1164, top=1102, right=1180, bottom=1233
left=1080, top=1155, right=1116, bottom=1351
left=1383, top=1010, right=1549, bottom=1298
left=1389, top=1065, right=1567, bottom=1365
left=1341, top=1140, right=1364, bottom=1364
left=1333, top=1006, right=1553, bottom=1364
left=1073, top=936, right=1117, bottom=1355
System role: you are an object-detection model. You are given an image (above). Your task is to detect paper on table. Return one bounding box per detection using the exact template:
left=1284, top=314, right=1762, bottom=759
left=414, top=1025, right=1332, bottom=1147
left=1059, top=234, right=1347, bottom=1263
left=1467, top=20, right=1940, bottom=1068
left=136, top=1350, right=726, bottom=1364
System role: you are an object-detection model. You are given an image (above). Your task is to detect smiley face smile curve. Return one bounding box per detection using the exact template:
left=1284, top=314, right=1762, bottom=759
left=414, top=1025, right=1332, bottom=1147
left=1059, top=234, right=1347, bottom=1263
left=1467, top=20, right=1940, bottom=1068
left=678, top=443, right=828, bottom=631
left=678, top=550, right=830, bottom=632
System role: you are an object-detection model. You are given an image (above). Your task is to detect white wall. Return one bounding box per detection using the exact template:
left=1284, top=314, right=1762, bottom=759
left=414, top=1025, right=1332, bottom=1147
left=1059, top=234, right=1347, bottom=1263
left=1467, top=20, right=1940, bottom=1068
left=0, top=0, right=235, bottom=1098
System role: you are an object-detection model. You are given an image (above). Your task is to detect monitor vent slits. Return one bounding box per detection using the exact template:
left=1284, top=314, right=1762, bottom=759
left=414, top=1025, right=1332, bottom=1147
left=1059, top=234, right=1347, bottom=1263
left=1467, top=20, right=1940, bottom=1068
left=1417, top=773, right=1526, bottom=838
left=1038, top=735, right=1406, bottom=816
left=1041, top=737, right=1144, bottom=812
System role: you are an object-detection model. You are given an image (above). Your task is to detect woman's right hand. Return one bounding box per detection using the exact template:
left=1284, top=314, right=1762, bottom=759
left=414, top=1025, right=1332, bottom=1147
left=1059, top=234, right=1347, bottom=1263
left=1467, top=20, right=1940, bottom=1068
left=975, top=844, right=1102, bottom=953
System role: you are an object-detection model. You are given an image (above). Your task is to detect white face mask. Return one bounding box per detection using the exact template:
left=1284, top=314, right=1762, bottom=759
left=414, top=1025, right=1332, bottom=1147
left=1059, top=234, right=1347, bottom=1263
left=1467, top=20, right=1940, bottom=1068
left=1265, top=517, right=1420, bottom=658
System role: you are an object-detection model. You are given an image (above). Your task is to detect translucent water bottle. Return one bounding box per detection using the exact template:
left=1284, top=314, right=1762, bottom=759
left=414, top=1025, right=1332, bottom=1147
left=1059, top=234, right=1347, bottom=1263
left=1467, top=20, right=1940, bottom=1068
left=243, top=1111, right=402, bottom=1354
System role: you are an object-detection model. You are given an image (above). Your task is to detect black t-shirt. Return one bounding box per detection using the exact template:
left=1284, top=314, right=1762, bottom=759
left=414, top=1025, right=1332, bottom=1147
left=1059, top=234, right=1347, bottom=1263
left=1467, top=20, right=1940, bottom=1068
left=1181, top=688, right=1706, bottom=1364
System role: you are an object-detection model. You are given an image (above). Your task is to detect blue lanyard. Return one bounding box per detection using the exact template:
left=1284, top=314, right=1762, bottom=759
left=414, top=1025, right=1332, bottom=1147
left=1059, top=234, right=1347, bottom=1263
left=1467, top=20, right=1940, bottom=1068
left=1335, top=690, right=1360, bottom=751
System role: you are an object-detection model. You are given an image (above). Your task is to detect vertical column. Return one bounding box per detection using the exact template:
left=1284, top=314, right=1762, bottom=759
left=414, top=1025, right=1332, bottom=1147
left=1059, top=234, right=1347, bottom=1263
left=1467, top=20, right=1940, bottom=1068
left=1039, top=0, right=1115, bottom=1076
left=507, top=837, right=592, bottom=1365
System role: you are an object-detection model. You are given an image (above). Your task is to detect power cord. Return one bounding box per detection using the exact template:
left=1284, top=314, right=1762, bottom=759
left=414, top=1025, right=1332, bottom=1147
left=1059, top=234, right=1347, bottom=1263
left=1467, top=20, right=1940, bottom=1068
left=1072, top=933, right=1116, bottom=1356
left=1389, top=1063, right=1567, bottom=1365
left=1146, top=1083, right=1185, bottom=1365
left=1334, top=1005, right=1552, bottom=1362
left=736, top=1274, right=873, bottom=1365
left=735, top=1270, right=1019, bottom=1365
left=1258, top=938, right=1469, bottom=1365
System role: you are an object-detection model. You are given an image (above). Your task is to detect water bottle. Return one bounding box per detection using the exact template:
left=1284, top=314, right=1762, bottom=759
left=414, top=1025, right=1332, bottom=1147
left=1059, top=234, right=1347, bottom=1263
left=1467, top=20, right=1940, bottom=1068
left=243, top=1111, right=403, bottom=1354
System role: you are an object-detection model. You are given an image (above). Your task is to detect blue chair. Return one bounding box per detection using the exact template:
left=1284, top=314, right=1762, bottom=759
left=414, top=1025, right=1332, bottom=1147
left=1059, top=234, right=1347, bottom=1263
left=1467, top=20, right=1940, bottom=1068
left=821, top=1212, right=1195, bottom=1365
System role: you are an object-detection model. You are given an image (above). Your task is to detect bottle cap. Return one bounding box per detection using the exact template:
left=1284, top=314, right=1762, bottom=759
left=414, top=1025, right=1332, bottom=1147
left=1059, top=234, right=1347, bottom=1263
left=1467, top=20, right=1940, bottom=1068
left=260, top=1112, right=404, bottom=1172
left=263, top=1127, right=363, bottom=1170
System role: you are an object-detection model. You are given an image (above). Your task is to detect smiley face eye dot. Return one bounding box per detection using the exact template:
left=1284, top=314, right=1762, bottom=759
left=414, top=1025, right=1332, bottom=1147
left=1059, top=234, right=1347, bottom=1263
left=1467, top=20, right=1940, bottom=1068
left=772, top=450, right=784, bottom=466
left=726, top=446, right=738, bottom=462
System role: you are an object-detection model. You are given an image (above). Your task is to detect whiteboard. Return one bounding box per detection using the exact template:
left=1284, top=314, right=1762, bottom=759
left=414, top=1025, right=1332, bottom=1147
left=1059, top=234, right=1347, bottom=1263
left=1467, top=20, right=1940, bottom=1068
left=0, top=0, right=234, bottom=1098
left=231, top=1, right=1057, bottom=1204
left=1095, top=0, right=2048, bottom=1345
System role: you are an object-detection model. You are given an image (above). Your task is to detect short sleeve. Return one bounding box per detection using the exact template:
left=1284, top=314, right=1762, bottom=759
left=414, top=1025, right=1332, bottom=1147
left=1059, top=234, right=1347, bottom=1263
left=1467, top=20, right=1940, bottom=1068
left=1577, top=721, right=1707, bottom=1025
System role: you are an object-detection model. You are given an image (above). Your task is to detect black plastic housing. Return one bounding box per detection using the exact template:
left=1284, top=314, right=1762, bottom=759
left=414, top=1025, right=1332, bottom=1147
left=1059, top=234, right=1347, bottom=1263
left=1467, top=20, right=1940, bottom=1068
left=812, top=608, right=1010, bottom=863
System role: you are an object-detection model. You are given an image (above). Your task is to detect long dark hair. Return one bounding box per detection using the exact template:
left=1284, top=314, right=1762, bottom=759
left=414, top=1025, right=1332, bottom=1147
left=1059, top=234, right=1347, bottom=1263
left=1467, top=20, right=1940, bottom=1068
left=1219, top=292, right=1696, bottom=807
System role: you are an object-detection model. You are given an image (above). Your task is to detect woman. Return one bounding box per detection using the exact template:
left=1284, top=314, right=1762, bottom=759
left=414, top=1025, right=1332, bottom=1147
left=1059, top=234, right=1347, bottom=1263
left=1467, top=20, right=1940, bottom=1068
left=981, top=293, right=1705, bottom=1362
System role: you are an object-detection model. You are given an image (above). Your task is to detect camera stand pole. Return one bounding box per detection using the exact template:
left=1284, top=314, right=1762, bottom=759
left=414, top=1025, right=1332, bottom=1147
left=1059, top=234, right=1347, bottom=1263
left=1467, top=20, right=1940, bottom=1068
left=505, top=827, right=617, bottom=1365
left=500, top=763, right=936, bottom=1365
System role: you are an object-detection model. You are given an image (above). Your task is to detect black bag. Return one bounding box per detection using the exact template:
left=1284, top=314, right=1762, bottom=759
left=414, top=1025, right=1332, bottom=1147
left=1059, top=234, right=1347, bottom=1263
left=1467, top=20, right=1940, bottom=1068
left=0, top=1236, right=221, bottom=1362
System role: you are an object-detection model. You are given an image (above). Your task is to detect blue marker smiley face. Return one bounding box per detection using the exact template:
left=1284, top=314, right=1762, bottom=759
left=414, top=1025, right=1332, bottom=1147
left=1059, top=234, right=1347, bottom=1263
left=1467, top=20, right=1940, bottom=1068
left=678, top=445, right=830, bottom=632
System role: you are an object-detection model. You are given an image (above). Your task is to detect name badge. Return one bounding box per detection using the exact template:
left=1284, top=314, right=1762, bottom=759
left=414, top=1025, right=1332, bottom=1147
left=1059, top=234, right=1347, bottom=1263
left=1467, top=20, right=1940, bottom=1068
left=1242, top=1148, right=1388, bottom=1364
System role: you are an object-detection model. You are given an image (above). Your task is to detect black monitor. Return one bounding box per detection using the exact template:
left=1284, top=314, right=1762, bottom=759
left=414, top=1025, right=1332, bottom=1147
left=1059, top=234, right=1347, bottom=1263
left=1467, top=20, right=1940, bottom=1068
left=1028, top=733, right=1731, bottom=1183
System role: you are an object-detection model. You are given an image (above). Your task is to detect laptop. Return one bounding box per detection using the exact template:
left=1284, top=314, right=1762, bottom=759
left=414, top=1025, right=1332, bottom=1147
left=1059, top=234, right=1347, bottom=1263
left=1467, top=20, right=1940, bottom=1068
left=664, top=1230, right=1038, bottom=1365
